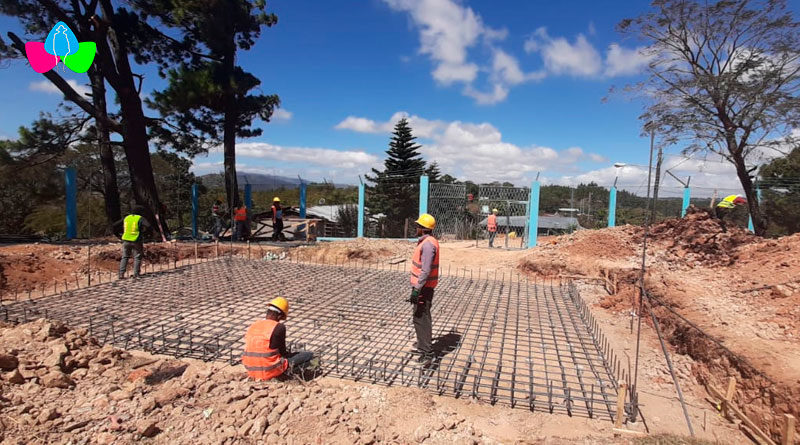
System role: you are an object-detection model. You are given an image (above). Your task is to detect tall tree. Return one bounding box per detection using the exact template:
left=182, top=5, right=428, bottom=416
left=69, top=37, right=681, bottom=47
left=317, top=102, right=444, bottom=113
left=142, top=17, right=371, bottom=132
left=618, top=0, right=800, bottom=236
left=140, top=0, right=279, bottom=210
left=1, top=0, right=174, bottom=234
left=365, top=118, right=427, bottom=236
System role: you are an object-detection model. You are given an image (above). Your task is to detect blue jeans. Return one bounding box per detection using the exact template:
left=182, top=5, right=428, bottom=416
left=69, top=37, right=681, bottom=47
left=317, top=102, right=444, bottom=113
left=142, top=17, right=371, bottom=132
left=212, top=216, right=223, bottom=239
left=488, top=231, right=497, bottom=247
left=286, top=351, right=314, bottom=372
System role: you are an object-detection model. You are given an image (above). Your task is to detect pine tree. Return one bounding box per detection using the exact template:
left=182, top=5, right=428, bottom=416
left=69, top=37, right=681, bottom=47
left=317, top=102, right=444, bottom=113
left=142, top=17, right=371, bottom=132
left=365, top=118, right=426, bottom=236
left=425, top=161, right=442, bottom=182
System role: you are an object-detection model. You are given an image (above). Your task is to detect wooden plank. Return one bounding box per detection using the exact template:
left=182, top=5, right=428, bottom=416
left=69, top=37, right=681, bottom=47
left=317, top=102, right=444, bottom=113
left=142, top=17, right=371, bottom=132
left=615, top=381, right=627, bottom=429
left=612, top=428, right=647, bottom=437
left=708, top=384, right=776, bottom=445
left=724, top=377, right=737, bottom=419
left=782, top=414, right=795, bottom=445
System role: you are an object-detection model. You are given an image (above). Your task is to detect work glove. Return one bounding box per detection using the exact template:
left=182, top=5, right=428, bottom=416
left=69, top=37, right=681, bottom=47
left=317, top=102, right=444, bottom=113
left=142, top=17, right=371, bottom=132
left=408, top=288, right=421, bottom=305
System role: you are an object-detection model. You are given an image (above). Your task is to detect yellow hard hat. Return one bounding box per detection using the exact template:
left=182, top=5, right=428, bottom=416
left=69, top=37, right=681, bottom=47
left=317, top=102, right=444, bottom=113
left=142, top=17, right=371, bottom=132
left=268, top=297, right=289, bottom=318
left=415, top=213, right=436, bottom=230
left=492, top=208, right=498, bottom=213
left=508, top=231, right=517, bottom=239
left=273, top=197, right=280, bottom=202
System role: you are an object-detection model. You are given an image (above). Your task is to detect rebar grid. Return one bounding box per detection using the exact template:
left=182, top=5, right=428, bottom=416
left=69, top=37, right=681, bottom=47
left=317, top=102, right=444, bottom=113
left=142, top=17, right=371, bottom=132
left=1, top=258, right=632, bottom=420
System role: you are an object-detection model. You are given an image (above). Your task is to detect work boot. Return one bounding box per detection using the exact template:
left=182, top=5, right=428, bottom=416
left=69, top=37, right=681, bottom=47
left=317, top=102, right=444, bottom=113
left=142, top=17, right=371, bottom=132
left=417, top=352, right=433, bottom=364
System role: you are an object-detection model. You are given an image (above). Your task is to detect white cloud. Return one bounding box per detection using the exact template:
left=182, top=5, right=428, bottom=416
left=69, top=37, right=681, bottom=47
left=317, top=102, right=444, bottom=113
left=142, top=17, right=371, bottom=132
left=525, top=28, right=653, bottom=79
left=525, top=27, right=603, bottom=77
left=382, top=0, right=538, bottom=105
left=272, top=108, right=293, bottom=121
left=335, top=111, right=445, bottom=138
left=29, top=79, right=91, bottom=98
left=604, top=44, right=654, bottom=77
left=209, top=142, right=379, bottom=169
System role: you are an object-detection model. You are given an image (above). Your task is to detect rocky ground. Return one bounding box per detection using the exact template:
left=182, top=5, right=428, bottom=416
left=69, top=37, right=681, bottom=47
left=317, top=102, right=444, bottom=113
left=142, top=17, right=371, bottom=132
left=0, top=319, right=718, bottom=445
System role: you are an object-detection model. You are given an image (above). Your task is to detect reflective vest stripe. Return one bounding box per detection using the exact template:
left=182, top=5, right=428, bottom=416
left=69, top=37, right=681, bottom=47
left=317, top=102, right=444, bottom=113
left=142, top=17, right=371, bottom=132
left=487, top=215, right=497, bottom=232
left=411, top=261, right=438, bottom=270
left=234, top=207, right=247, bottom=221
left=242, top=350, right=280, bottom=358
left=244, top=360, right=287, bottom=372
left=122, top=215, right=141, bottom=242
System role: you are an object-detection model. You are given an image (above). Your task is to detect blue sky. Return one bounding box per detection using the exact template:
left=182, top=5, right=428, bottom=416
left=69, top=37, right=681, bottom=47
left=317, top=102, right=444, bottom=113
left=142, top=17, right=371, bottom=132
left=2, top=0, right=798, bottom=196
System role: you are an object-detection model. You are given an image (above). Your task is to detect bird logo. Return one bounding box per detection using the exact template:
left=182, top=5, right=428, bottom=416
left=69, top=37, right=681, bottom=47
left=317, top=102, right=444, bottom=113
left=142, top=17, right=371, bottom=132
left=24, top=21, right=96, bottom=74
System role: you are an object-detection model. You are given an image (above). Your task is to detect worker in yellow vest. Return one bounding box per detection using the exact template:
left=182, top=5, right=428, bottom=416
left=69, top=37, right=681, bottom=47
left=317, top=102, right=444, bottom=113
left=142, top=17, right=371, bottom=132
left=408, top=213, right=440, bottom=363
left=242, top=297, right=314, bottom=380
left=487, top=208, right=499, bottom=247
left=113, top=205, right=152, bottom=279
left=715, top=194, right=747, bottom=231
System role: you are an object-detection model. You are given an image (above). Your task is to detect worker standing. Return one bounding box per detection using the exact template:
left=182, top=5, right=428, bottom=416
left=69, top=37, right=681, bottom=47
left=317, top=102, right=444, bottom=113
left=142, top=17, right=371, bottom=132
left=211, top=199, right=224, bottom=241
left=408, top=213, right=439, bottom=363
left=233, top=204, right=248, bottom=241
left=715, top=194, right=747, bottom=232
left=487, top=208, right=498, bottom=248
left=242, top=297, right=314, bottom=380
left=271, top=197, right=284, bottom=242
left=113, top=205, right=151, bottom=279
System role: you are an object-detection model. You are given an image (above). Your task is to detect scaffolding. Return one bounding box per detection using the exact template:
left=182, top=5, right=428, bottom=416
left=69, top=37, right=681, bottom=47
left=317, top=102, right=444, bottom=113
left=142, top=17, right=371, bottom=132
left=1, top=257, right=634, bottom=420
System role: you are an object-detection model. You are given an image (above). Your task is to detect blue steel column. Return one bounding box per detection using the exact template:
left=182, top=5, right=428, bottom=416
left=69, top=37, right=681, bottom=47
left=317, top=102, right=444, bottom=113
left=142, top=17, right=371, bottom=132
left=357, top=183, right=365, bottom=238
left=299, top=182, right=307, bottom=219
left=65, top=167, right=77, bottom=239
left=747, top=187, right=763, bottom=233
left=527, top=181, right=540, bottom=248
left=191, top=183, right=199, bottom=239
left=681, top=187, right=691, bottom=217
left=608, top=186, right=617, bottom=228
left=244, top=184, right=252, bottom=209
left=419, top=175, right=429, bottom=216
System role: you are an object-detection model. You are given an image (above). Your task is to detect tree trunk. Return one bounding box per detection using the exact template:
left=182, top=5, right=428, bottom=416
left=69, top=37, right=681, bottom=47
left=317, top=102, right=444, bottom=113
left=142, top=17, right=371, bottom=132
left=88, top=65, right=121, bottom=228
left=222, top=36, right=241, bottom=212
left=731, top=151, right=766, bottom=236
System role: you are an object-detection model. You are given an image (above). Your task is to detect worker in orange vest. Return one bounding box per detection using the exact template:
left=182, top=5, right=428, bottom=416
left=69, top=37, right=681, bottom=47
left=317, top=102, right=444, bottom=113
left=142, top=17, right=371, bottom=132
left=487, top=208, right=499, bottom=247
left=408, top=213, right=440, bottom=363
left=233, top=204, right=248, bottom=241
left=242, top=297, right=314, bottom=380
left=271, top=197, right=284, bottom=242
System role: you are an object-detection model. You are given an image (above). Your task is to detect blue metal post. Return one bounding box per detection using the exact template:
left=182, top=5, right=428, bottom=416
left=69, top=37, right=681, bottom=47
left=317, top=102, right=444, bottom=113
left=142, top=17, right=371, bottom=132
left=419, top=175, right=429, bottom=216
left=608, top=186, right=617, bottom=228
left=357, top=183, right=365, bottom=238
left=244, top=184, right=252, bottom=210
left=747, top=187, right=762, bottom=233
left=527, top=181, right=540, bottom=248
left=191, top=183, right=199, bottom=239
left=299, top=182, right=307, bottom=219
left=681, top=187, right=691, bottom=217
left=65, top=167, right=77, bottom=239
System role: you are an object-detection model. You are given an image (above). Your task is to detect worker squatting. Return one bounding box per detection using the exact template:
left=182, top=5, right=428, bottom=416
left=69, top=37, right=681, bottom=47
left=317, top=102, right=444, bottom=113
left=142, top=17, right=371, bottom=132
left=116, top=205, right=441, bottom=380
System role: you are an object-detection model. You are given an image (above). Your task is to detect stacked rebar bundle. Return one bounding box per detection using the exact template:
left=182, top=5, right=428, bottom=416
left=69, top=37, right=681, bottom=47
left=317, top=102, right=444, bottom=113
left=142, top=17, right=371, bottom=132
left=1, top=256, right=634, bottom=421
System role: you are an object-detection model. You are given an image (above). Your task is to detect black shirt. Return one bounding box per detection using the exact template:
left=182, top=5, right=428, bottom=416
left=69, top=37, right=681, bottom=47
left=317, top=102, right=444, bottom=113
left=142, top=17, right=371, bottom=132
left=269, top=322, right=287, bottom=356
left=112, top=214, right=152, bottom=240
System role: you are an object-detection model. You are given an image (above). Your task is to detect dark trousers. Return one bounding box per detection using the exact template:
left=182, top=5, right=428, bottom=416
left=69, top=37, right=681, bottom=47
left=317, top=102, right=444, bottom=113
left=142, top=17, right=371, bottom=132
left=714, top=206, right=731, bottom=232
left=119, top=241, right=143, bottom=278
left=285, top=351, right=314, bottom=373
left=212, top=216, right=223, bottom=240
left=412, top=287, right=434, bottom=354
left=488, top=231, right=497, bottom=247
left=272, top=219, right=284, bottom=241
left=234, top=220, right=248, bottom=241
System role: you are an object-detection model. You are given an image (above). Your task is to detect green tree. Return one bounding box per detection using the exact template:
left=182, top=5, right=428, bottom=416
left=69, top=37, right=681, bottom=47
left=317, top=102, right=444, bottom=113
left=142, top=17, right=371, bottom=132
left=365, top=118, right=427, bottom=237
left=618, top=0, right=800, bottom=236
left=759, top=146, right=800, bottom=236
left=425, top=161, right=442, bottom=182
left=142, top=0, right=280, bottom=211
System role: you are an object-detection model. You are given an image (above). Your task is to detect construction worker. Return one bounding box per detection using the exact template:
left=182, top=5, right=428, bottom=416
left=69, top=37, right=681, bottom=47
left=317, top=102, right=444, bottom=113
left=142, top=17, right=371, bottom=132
left=113, top=205, right=151, bottom=279
left=487, top=208, right=498, bottom=247
left=211, top=199, right=224, bottom=241
left=233, top=204, right=248, bottom=241
left=271, top=197, right=284, bottom=242
left=408, top=213, right=439, bottom=363
left=715, top=194, right=747, bottom=232
left=242, top=297, right=314, bottom=380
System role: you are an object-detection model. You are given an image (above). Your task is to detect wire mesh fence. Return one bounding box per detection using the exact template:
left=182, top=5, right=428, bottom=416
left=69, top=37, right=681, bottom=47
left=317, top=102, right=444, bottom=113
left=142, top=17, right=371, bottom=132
left=474, top=185, right=531, bottom=248
left=428, top=183, right=474, bottom=240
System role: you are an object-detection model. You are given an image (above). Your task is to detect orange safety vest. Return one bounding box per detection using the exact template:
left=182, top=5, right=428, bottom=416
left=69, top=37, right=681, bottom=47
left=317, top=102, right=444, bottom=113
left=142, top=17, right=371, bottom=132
left=234, top=207, right=248, bottom=221
left=487, top=214, right=497, bottom=232
left=242, top=319, right=288, bottom=380
left=410, top=236, right=440, bottom=289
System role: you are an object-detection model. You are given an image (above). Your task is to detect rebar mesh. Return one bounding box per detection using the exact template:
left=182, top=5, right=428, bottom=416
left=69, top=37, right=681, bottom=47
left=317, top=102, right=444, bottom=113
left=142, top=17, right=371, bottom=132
left=1, top=258, right=632, bottom=420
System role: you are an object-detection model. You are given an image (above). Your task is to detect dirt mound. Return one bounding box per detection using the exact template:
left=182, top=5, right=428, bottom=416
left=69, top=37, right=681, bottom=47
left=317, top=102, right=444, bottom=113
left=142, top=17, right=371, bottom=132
left=646, top=206, right=758, bottom=266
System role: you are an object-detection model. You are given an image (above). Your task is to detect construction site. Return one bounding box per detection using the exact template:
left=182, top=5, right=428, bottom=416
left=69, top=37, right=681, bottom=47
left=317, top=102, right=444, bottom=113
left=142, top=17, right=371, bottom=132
left=0, top=206, right=797, bottom=444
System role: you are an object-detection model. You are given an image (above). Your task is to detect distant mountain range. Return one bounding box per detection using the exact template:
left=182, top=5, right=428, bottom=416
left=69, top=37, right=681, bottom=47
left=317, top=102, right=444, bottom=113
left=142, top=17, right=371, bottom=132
left=198, top=173, right=353, bottom=190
